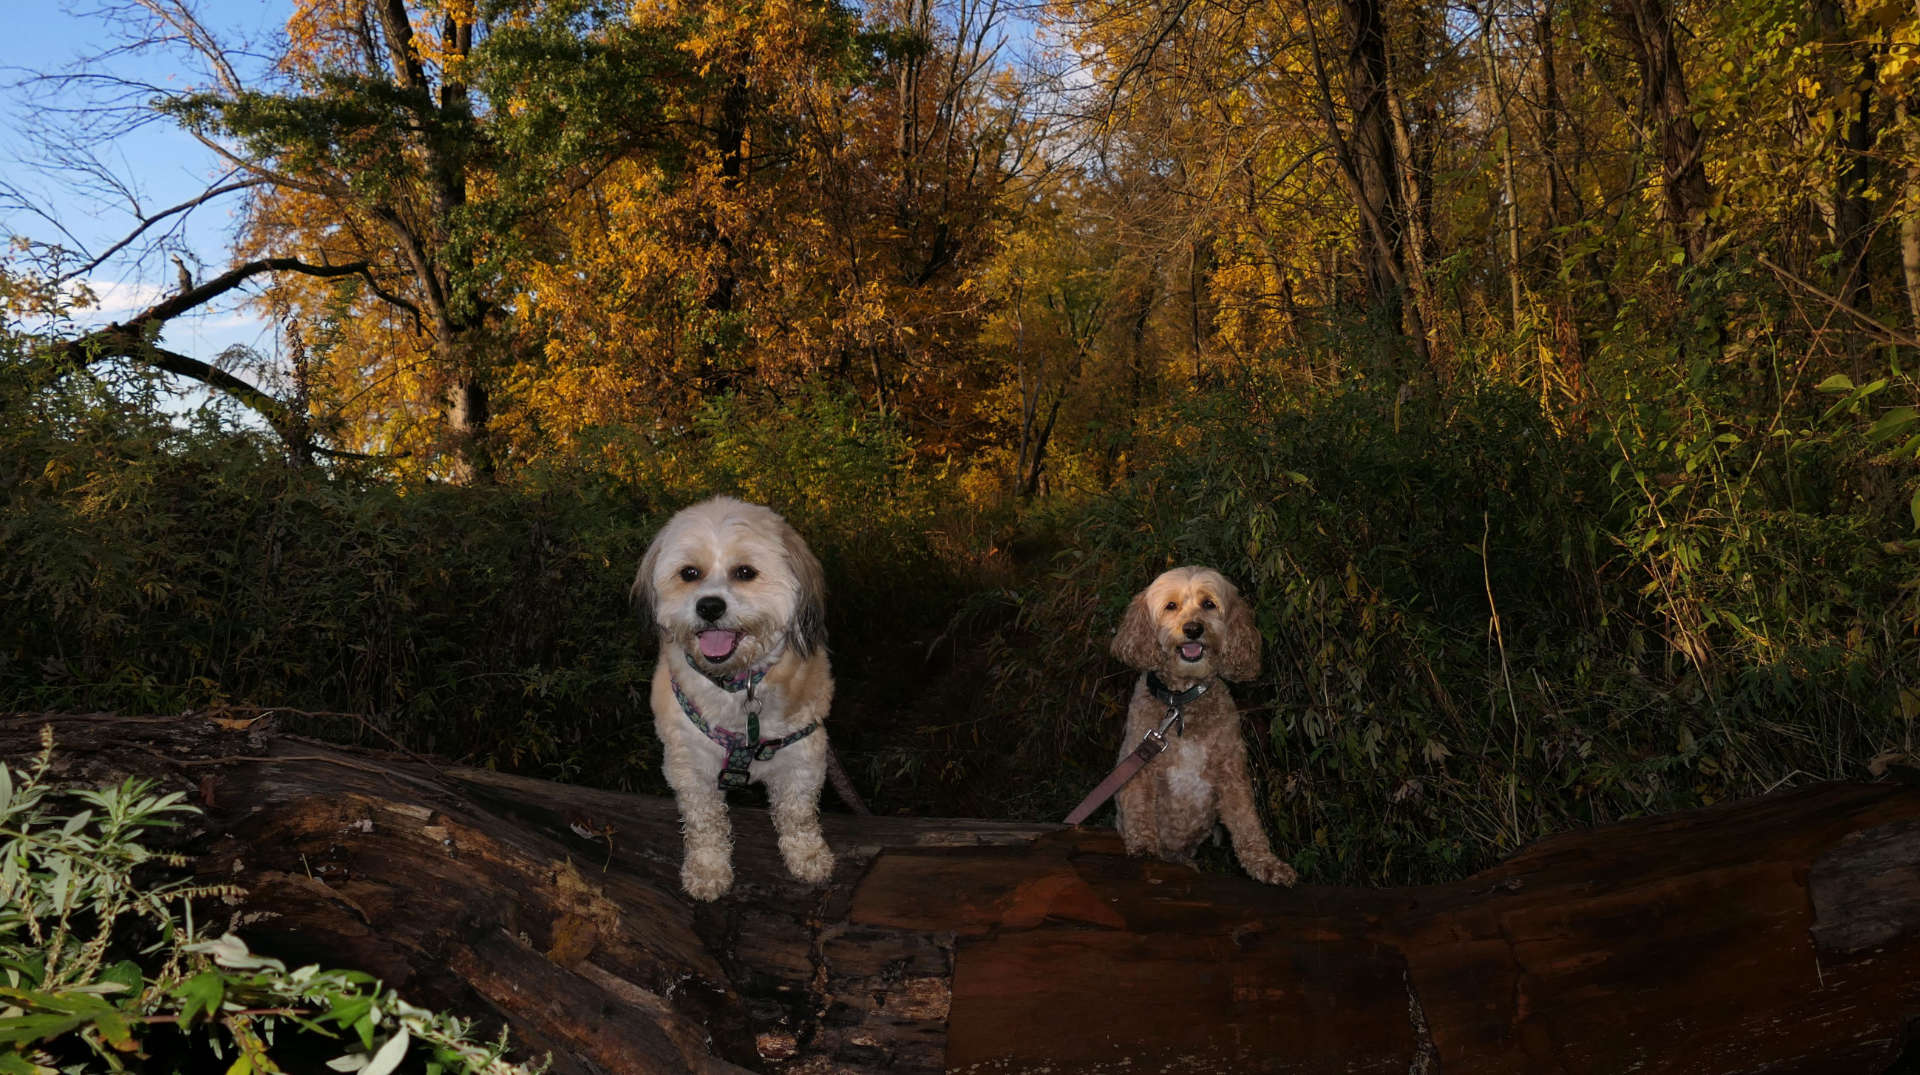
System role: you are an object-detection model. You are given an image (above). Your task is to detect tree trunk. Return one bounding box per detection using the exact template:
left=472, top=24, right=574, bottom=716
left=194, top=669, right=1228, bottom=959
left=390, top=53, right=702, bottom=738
left=375, top=0, right=496, bottom=479
left=1387, top=78, right=1442, bottom=363
left=697, top=66, right=751, bottom=398
left=1819, top=0, right=1877, bottom=314
left=1902, top=98, right=1920, bottom=336
left=1614, top=0, right=1712, bottom=268
left=1478, top=3, right=1524, bottom=334
left=1306, top=0, right=1434, bottom=374
left=1339, top=0, right=1411, bottom=325
left=1818, top=0, right=1880, bottom=380
left=9, top=712, right=1920, bottom=1074
left=1534, top=0, right=1589, bottom=394
left=440, top=335, right=494, bottom=485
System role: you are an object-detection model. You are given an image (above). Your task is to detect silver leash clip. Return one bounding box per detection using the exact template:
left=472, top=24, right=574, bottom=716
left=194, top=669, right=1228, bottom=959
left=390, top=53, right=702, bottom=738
left=1137, top=706, right=1184, bottom=760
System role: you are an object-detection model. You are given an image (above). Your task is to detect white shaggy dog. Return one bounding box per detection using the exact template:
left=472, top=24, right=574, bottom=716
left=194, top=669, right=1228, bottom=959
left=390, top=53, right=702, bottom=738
left=633, top=497, right=836, bottom=901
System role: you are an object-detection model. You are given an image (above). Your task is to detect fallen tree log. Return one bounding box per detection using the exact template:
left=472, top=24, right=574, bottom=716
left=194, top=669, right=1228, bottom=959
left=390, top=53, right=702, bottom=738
left=3, top=712, right=1917, bottom=1074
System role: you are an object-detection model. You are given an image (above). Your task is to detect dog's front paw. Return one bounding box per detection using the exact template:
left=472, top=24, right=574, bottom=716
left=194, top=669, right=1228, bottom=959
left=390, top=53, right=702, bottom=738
left=682, top=850, right=735, bottom=901
left=780, top=834, right=835, bottom=885
left=1247, top=856, right=1299, bottom=887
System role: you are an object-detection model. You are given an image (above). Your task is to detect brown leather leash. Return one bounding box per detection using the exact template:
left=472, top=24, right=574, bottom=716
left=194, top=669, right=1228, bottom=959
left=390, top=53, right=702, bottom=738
left=1064, top=673, right=1210, bottom=825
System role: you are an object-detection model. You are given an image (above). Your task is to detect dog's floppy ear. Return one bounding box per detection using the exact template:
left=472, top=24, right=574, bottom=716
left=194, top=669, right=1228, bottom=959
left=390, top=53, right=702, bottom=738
left=631, top=532, right=663, bottom=639
left=1110, top=587, right=1160, bottom=670
left=781, top=520, right=829, bottom=657
left=1214, top=581, right=1262, bottom=682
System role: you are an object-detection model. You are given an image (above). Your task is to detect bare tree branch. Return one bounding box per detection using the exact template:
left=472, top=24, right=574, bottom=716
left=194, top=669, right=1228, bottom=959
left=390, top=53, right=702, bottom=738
left=119, top=256, right=372, bottom=332
left=53, top=176, right=266, bottom=285
left=126, top=0, right=246, bottom=98
left=34, top=255, right=403, bottom=460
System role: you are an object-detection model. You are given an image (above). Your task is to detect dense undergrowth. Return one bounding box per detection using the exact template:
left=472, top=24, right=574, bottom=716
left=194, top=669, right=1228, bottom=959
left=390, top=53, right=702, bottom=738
left=3, top=343, right=1916, bottom=887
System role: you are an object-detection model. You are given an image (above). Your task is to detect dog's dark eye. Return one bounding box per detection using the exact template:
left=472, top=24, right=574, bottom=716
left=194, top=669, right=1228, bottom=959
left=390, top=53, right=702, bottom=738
left=1201, top=598, right=1216, bottom=610
left=1164, top=601, right=1178, bottom=612
left=678, top=565, right=702, bottom=582
left=731, top=565, right=758, bottom=581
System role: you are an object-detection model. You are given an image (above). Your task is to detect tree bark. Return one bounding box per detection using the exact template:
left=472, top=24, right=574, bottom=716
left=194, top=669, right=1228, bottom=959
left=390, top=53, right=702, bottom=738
left=1902, top=98, right=1920, bottom=336
left=1613, top=0, right=1712, bottom=267
left=1818, top=0, right=1878, bottom=314
left=1817, top=0, right=1881, bottom=380
left=372, top=0, right=494, bottom=482
left=8, top=712, right=1920, bottom=1074
left=1532, top=0, right=1589, bottom=392
left=1477, top=2, right=1524, bottom=333
left=1305, top=0, right=1434, bottom=373
left=1340, top=0, right=1415, bottom=339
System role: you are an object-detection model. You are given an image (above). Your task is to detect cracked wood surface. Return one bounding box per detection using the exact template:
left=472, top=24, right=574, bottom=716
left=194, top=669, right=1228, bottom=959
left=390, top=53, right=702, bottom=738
left=855, top=781, right=1920, bottom=1073
left=5, top=713, right=1920, bottom=1074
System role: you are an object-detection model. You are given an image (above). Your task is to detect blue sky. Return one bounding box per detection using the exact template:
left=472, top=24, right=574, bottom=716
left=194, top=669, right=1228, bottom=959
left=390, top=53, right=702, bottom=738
left=2, top=0, right=291, bottom=365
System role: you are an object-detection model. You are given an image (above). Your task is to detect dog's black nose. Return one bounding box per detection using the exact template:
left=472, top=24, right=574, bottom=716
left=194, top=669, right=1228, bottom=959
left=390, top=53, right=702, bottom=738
left=696, top=596, right=727, bottom=623
left=1182, top=621, right=1205, bottom=639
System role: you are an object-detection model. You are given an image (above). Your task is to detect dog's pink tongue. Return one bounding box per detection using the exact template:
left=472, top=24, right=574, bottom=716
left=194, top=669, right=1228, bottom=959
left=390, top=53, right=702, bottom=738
left=698, top=630, right=740, bottom=661
left=1180, top=642, right=1204, bottom=660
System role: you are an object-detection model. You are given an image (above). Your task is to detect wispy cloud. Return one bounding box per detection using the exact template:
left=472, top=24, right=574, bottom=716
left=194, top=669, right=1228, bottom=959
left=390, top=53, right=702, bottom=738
left=68, top=277, right=171, bottom=322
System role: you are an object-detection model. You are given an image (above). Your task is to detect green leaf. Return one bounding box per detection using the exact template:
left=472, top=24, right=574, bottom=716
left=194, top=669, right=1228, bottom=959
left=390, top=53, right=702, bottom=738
left=0, top=1010, right=95, bottom=1046
left=0, top=955, right=45, bottom=988
left=0, top=1053, right=47, bottom=1075
left=174, top=971, right=225, bottom=1024
left=98, top=960, right=142, bottom=996
left=1815, top=373, right=1855, bottom=394
left=0, top=989, right=113, bottom=1017
left=1911, top=487, right=1920, bottom=532
left=1867, top=406, right=1918, bottom=443
left=90, top=1007, right=131, bottom=1048
left=325, top=993, right=373, bottom=1035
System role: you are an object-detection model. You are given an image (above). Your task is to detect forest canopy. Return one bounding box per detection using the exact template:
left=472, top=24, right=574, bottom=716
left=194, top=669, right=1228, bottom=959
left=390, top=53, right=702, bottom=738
left=2, top=0, right=1918, bottom=887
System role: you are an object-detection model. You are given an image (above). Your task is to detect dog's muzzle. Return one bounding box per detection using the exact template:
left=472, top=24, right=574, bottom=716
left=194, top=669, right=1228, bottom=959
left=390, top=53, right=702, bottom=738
left=1179, top=622, right=1206, bottom=661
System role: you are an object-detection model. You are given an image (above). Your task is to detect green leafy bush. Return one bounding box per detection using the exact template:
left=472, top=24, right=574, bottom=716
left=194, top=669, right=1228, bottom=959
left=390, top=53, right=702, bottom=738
left=0, top=378, right=663, bottom=788
left=3, top=345, right=1911, bottom=888
left=970, top=372, right=1918, bottom=883
left=0, top=729, right=538, bottom=1074
left=0, top=373, right=959, bottom=794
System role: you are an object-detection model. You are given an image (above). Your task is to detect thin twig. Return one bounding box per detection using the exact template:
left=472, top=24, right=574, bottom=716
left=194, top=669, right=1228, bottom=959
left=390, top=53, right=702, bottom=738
left=1757, top=254, right=1920, bottom=351
left=1482, top=512, right=1523, bottom=846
